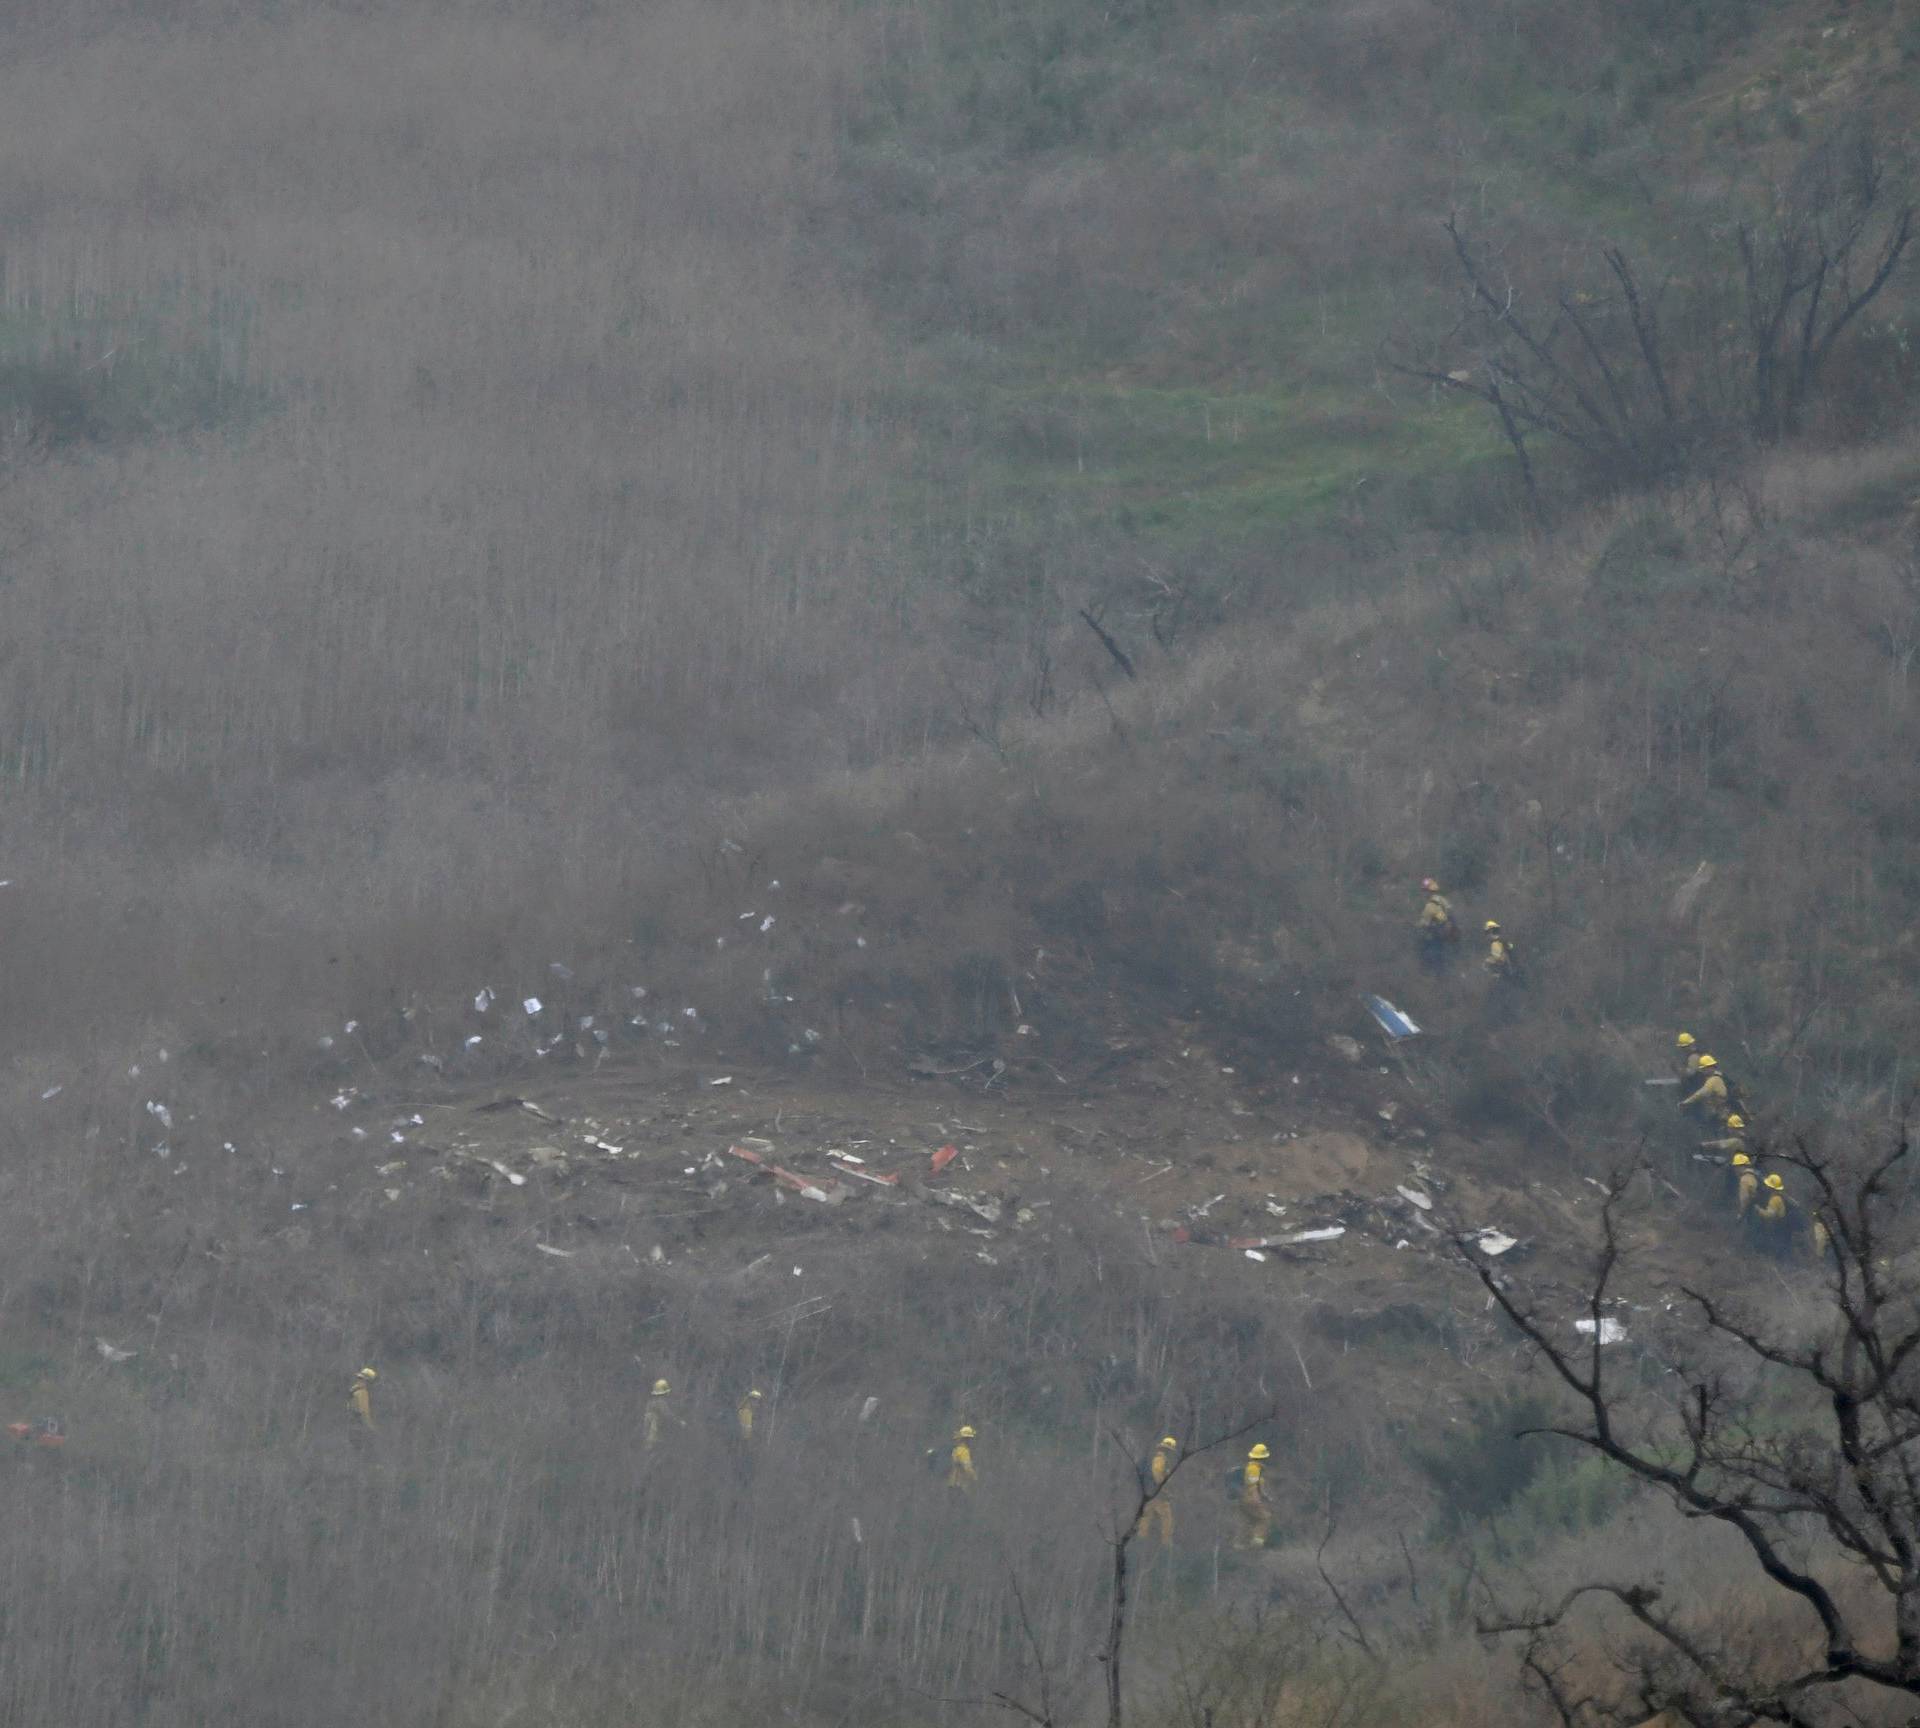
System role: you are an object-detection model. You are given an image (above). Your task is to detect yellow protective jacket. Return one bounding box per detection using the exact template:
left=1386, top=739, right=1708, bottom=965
left=643, top=1400, right=665, bottom=1449
left=948, top=1442, right=977, bottom=1491
left=737, top=1399, right=757, bottom=1441
left=1680, top=1072, right=1728, bottom=1114
left=1418, top=895, right=1455, bottom=934
left=1754, top=1193, right=1788, bottom=1225
left=1241, top=1460, right=1266, bottom=1504
left=348, top=1381, right=375, bottom=1431
left=1484, top=935, right=1516, bottom=977
left=1150, top=1449, right=1172, bottom=1489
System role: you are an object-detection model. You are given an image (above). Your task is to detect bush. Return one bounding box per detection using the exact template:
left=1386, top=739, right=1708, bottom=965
left=1411, top=1392, right=1553, bottom=1532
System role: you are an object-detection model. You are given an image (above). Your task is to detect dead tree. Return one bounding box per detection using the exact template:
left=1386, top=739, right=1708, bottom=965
left=1739, top=123, right=1915, bottom=441
left=1397, top=125, right=1913, bottom=518
left=1467, top=1133, right=1920, bottom=1726
left=993, top=1410, right=1275, bottom=1728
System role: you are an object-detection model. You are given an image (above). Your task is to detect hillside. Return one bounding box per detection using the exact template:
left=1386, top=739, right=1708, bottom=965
left=1, top=1, right=1918, bottom=1724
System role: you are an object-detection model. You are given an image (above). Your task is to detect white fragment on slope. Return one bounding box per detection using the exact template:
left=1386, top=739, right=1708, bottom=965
left=1575, top=1317, right=1627, bottom=1345
left=759, top=916, right=774, bottom=933
left=96, top=1338, right=139, bottom=1363
left=523, top=997, right=542, bottom=1017
left=475, top=988, right=494, bottom=1013
left=549, top=962, right=574, bottom=980
left=1244, top=1249, right=1269, bottom=1263
left=1281, top=1226, right=1346, bottom=1245
left=1476, top=1230, right=1519, bottom=1257
left=1396, top=1185, right=1433, bottom=1211
left=466, top=1036, right=483, bottom=1049
left=710, top=1076, right=733, bottom=1087
left=145, top=1101, right=173, bottom=1130
left=534, top=1243, right=575, bottom=1258
left=40, top=1086, right=62, bottom=1102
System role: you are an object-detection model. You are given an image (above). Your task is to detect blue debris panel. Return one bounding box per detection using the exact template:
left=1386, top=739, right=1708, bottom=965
left=1364, top=995, right=1421, bottom=1041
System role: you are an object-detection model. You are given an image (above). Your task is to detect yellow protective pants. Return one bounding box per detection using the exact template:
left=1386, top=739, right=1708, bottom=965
left=1234, top=1499, right=1270, bottom=1551
left=1135, top=1495, right=1173, bottom=1547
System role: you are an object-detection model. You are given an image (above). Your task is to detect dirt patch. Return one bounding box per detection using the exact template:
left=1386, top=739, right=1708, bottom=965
left=1271, top=1129, right=1374, bottom=1196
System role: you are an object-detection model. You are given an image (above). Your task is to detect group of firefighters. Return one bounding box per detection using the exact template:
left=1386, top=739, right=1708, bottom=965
left=364, top=1369, right=1277, bottom=1558
left=1673, top=1030, right=1829, bottom=1258
left=1416, top=879, right=1520, bottom=986
left=1415, top=876, right=1826, bottom=1261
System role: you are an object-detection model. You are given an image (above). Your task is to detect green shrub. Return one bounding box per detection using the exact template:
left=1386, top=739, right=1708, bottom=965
left=1411, top=1392, right=1553, bottom=1531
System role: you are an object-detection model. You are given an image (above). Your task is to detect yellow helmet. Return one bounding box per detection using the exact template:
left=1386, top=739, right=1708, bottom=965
left=1421, top=877, right=1440, bottom=893
left=956, top=1425, right=976, bottom=1440
left=1157, top=1436, right=1178, bottom=1450
left=1697, top=1053, right=1718, bottom=1070
left=1676, top=1031, right=1695, bottom=1048
left=1484, top=919, right=1500, bottom=932
left=1248, top=1443, right=1271, bottom=1460
left=1725, top=1113, right=1746, bottom=1131
left=1765, top=1173, right=1785, bottom=1191
left=651, top=1379, right=670, bottom=1396
left=1731, top=1152, right=1751, bottom=1167
left=747, top=1389, right=763, bottom=1400
left=356, top=1367, right=378, bottom=1381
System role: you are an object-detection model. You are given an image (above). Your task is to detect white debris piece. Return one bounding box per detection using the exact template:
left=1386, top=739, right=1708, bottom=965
left=145, top=1101, right=173, bottom=1130
left=1396, top=1185, right=1433, bottom=1211
left=523, top=997, right=543, bottom=1017
left=96, top=1338, right=138, bottom=1363
left=344, top=1021, right=358, bottom=1035
left=318, top=1036, right=334, bottom=1050
left=1244, top=1249, right=1269, bottom=1263
left=549, top=962, right=574, bottom=981
left=465, top=1035, right=483, bottom=1049
left=759, top=916, right=775, bottom=933
left=1475, top=1230, right=1519, bottom=1257
left=40, top=1085, right=62, bottom=1102
left=534, top=1243, right=575, bottom=1258
left=858, top=1396, right=880, bottom=1424
left=1281, top=1226, right=1346, bottom=1245
left=710, top=1076, right=733, bottom=1087
left=475, top=989, right=494, bottom=1013
left=1575, top=1317, right=1627, bottom=1345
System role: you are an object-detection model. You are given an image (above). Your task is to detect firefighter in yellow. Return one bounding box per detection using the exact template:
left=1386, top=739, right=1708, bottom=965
left=1748, top=1173, right=1791, bottom=1257
left=1680, top=1054, right=1730, bottom=1125
left=644, top=1378, right=671, bottom=1449
left=348, top=1367, right=377, bottom=1432
left=1703, top=1115, right=1752, bottom=1214
left=1234, top=1443, right=1272, bottom=1550
left=1674, top=1031, right=1704, bottom=1083
left=1136, top=1436, right=1178, bottom=1548
left=1482, top=920, right=1518, bottom=981
left=737, top=1388, right=763, bottom=1442
left=948, top=1425, right=978, bottom=1494
left=1416, top=878, right=1458, bottom=975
